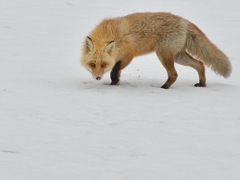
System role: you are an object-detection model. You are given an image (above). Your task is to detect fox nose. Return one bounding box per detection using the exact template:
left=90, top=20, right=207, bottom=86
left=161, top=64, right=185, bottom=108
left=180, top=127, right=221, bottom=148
left=96, top=77, right=101, bottom=80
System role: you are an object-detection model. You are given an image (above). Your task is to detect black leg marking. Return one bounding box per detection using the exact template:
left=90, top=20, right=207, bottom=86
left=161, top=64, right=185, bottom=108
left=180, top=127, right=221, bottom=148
left=110, top=61, right=121, bottom=85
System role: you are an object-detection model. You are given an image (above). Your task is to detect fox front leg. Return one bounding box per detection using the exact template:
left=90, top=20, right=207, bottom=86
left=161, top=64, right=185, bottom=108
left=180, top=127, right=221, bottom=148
left=110, top=54, right=133, bottom=85
left=110, top=61, right=121, bottom=85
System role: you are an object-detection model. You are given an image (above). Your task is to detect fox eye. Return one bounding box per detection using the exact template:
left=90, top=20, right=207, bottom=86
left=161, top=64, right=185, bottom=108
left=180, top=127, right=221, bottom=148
left=89, top=63, right=96, bottom=68
left=101, top=63, right=106, bottom=68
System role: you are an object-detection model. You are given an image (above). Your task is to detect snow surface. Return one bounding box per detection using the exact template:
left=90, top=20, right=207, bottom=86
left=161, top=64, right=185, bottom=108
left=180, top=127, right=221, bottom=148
left=1, top=0, right=240, bottom=179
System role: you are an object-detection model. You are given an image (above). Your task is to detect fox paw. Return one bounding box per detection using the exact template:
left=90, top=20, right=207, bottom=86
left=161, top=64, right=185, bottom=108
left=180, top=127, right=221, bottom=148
left=110, top=81, right=120, bottom=85
left=194, top=83, right=206, bottom=87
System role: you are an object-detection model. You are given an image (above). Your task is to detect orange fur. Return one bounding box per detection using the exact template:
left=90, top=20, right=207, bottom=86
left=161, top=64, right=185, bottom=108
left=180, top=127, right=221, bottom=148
left=80, top=12, right=231, bottom=88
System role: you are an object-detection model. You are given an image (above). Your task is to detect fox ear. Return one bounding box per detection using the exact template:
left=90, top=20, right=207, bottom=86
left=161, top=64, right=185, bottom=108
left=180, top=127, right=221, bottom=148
left=85, top=36, right=94, bottom=52
left=105, top=41, right=115, bottom=53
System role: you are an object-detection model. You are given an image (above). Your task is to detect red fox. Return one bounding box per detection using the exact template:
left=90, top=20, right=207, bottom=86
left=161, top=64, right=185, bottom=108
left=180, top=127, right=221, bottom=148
left=80, top=12, right=231, bottom=89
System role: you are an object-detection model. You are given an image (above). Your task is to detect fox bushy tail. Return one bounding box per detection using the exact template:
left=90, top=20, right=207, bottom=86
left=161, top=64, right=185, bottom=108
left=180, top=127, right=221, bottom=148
left=186, top=23, right=232, bottom=78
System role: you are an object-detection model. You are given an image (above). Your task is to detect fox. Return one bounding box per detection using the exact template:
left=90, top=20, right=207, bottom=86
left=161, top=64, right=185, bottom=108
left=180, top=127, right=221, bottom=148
left=80, top=12, right=232, bottom=89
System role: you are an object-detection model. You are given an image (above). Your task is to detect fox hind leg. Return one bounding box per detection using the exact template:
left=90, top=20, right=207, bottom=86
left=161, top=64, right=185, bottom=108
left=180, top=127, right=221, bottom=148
left=156, top=50, right=178, bottom=89
left=175, top=51, right=206, bottom=87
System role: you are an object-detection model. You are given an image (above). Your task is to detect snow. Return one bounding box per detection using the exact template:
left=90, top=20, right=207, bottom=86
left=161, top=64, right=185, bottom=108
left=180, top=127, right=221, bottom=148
left=0, top=0, right=240, bottom=179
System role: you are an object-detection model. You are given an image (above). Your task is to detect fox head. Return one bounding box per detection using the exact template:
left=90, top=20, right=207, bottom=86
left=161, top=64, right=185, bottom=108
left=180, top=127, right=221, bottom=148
left=81, top=36, right=116, bottom=80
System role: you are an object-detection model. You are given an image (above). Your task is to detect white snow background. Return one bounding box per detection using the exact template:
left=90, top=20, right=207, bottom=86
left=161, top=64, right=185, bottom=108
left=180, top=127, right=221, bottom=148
left=1, top=0, right=240, bottom=179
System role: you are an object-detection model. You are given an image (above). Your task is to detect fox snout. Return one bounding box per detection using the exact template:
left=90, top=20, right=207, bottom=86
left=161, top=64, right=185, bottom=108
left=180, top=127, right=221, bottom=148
left=91, top=73, right=103, bottom=81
